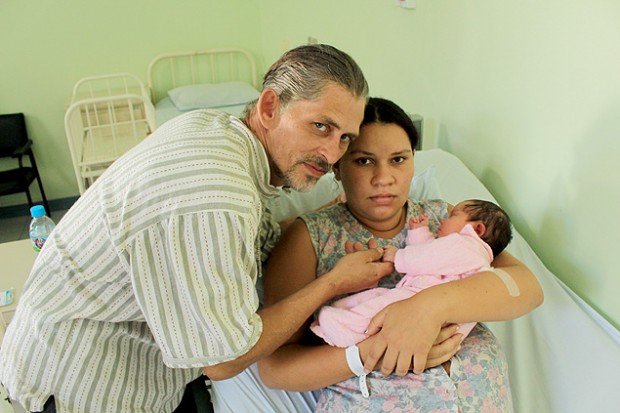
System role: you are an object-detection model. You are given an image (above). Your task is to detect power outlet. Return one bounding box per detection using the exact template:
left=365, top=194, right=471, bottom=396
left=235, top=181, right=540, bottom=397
left=0, top=289, right=13, bottom=307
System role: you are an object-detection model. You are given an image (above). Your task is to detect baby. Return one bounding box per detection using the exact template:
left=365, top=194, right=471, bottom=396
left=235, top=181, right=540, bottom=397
left=311, top=199, right=513, bottom=348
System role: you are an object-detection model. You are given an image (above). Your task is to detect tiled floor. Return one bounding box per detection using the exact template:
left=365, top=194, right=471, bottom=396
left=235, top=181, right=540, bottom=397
left=0, top=208, right=69, bottom=244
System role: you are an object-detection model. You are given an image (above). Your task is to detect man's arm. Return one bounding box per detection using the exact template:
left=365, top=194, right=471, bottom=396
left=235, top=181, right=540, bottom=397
left=204, top=219, right=393, bottom=380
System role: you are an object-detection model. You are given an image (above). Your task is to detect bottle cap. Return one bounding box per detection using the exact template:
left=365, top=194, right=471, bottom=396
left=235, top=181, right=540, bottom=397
left=30, top=205, right=46, bottom=218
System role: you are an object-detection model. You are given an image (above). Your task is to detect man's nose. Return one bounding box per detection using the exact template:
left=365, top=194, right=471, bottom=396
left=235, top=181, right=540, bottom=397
left=318, top=136, right=346, bottom=165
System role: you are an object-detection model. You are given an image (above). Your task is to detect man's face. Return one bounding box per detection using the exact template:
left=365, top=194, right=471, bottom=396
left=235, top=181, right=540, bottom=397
left=266, top=83, right=366, bottom=191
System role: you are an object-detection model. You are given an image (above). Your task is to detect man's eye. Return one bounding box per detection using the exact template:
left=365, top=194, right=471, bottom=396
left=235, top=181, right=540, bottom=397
left=314, top=122, right=328, bottom=132
left=340, top=134, right=352, bottom=143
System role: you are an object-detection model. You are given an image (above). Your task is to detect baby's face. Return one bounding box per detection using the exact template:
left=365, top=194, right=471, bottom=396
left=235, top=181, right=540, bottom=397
left=437, top=202, right=472, bottom=237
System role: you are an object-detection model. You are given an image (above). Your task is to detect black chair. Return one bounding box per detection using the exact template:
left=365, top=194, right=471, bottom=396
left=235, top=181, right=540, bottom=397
left=0, top=113, right=50, bottom=216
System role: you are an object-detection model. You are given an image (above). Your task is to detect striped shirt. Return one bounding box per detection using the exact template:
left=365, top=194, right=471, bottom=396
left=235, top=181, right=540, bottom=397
left=0, top=110, right=279, bottom=413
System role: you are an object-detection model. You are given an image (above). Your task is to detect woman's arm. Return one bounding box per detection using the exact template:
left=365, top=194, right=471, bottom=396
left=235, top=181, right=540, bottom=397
left=258, top=218, right=355, bottom=389
left=258, top=328, right=461, bottom=391
left=363, top=250, right=544, bottom=376
left=257, top=219, right=462, bottom=391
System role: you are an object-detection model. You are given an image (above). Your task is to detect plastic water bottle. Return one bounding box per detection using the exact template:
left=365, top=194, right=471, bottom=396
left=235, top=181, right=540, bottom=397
left=29, top=205, right=55, bottom=252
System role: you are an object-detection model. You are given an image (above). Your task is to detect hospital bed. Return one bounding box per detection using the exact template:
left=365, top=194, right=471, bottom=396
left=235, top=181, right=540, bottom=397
left=215, top=148, right=620, bottom=413
left=147, top=48, right=260, bottom=127
left=412, top=149, right=620, bottom=413
left=64, top=73, right=156, bottom=194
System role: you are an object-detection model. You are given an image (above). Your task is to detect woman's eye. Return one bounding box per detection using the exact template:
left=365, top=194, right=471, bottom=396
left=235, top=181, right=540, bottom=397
left=355, top=158, right=372, bottom=165
left=392, top=156, right=406, bottom=164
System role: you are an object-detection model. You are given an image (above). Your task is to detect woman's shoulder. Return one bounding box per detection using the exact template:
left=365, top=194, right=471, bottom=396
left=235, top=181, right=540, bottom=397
left=302, top=203, right=348, bottom=225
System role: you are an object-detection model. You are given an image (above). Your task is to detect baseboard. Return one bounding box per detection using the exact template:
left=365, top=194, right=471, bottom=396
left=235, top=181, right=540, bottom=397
left=0, top=197, right=79, bottom=219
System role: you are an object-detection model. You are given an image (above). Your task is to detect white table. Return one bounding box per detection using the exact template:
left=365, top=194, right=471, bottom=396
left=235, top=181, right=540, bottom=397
left=0, top=239, right=37, bottom=344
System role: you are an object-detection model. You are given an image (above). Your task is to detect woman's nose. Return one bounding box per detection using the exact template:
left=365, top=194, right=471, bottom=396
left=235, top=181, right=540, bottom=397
left=372, top=165, right=395, bottom=185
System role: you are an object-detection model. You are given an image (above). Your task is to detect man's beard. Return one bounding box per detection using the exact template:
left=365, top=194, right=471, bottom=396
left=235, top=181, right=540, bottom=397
left=276, top=156, right=332, bottom=192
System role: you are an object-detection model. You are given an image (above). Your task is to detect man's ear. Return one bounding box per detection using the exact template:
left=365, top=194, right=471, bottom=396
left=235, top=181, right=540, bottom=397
left=256, top=88, right=279, bottom=129
left=472, top=222, right=486, bottom=237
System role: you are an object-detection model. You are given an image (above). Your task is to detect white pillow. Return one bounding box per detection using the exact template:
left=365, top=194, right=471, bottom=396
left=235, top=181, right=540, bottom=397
left=167, top=81, right=260, bottom=111
left=268, top=166, right=442, bottom=222
left=410, top=165, right=442, bottom=201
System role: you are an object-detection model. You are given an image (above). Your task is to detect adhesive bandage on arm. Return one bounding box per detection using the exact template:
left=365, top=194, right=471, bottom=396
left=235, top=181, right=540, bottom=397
left=482, top=266, right=520, bottom=297
left=345, top=345, right=370, bottom=398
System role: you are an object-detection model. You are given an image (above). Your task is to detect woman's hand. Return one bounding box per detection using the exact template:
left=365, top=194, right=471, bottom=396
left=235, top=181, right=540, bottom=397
left=358, top=322, right=462, bottom=376
left=361, top=293, right=462, bottom=376
left=424, top=324, right=462, bottom=368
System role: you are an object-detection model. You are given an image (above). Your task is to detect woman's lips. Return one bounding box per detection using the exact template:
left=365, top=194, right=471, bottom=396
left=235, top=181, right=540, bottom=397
left=369, top=194, right=396, bottom=205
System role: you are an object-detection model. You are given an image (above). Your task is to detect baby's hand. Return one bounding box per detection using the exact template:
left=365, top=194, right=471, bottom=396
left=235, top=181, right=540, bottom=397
left=383, top=245, right=398, bottom=263
left=408, top=214, right=429, bottom=230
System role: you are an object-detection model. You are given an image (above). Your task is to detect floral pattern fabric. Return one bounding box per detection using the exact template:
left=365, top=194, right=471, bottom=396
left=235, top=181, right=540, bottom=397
left=302, top=200, right=514, bottom=413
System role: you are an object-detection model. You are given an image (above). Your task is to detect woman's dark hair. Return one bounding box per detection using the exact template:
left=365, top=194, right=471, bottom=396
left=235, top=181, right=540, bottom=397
left=361, top=97, right=419, bottom=150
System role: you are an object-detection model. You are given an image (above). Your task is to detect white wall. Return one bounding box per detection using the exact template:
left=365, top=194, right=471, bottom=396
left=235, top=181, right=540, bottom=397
left=0, top=0, right=264, bottom=202
left=257, top=0, right=620, bottom=329
left=2, top=0, right=618, bottom=329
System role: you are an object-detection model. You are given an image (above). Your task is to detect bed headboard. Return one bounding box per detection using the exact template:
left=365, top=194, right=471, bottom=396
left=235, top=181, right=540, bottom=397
left=147, top=48, right=258, bottom=104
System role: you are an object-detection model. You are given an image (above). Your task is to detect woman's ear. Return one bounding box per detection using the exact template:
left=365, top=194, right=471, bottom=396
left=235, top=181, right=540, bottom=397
left=472, top=222, right=486, bottom=237
left=256, top=88, right=279, bottom=129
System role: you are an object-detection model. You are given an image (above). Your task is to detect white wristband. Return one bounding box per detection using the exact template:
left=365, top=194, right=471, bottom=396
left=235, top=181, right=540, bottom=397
left=345, top=345, right=370, bottom=398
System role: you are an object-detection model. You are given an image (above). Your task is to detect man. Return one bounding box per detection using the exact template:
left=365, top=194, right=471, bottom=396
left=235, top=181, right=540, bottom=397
left=0, top=44, right=393, bottom=413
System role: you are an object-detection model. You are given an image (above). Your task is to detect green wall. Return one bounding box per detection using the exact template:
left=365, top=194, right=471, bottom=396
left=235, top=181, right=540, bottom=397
left=256, top=0, right=620, bottom=329
left=0, top=0, right=264, bottom=201
left=2, top=0, right=619, bottom=330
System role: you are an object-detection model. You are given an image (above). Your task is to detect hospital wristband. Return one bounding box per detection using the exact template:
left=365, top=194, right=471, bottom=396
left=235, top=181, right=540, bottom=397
left=345, top=345, right=370, bottom=398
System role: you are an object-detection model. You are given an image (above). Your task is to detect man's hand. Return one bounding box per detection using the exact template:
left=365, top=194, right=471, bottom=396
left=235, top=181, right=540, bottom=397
left=344, top=238, right=378, bottom=254
left=323, top=245, right=393, bottom=296
left=361, top=295, right=463, bottom=375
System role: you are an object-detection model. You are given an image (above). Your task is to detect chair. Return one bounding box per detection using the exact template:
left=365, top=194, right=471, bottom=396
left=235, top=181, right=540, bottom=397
left=0, top=113, right=50, bottom=216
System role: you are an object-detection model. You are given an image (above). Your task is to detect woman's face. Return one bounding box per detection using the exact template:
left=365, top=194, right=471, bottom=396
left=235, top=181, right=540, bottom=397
left=336, top=122, right=415, bottom=234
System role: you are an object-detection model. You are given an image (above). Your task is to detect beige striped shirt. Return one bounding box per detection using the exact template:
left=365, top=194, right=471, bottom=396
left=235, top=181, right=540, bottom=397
left=0, top=110, right=279, bottom=412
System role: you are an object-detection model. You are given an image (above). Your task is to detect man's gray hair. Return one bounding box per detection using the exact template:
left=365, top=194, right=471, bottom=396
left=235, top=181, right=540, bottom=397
left=245, top=44, right=368, bottom=115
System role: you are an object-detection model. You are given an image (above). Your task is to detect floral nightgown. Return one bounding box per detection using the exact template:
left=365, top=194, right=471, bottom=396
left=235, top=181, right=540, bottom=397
left=301, top=199, right=513, bottom=413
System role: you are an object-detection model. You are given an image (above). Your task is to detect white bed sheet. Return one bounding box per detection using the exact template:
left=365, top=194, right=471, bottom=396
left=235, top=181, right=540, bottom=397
left=154, top=97, right=249, bottom=127
left=416, top=149, right=620, bottom=413
left=212, top=149, right=620, bottom=413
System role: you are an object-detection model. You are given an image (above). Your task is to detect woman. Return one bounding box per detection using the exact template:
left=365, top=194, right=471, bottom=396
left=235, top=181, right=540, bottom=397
left=257, top=97, right=543, bottom=412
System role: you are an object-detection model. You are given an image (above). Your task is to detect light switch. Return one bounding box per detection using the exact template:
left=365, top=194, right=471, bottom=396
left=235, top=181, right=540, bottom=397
left=395, top=0, right=416, bottom=9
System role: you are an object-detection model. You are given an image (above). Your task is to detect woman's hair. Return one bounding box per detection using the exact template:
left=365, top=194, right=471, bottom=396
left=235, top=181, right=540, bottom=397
left=361, top=97, right=419, bottom=150
left=261, top=44, right=368, bottom=108
left=462, top=199, right=513, bottom=257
